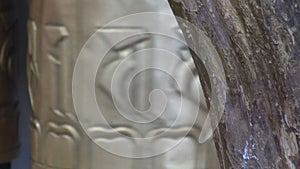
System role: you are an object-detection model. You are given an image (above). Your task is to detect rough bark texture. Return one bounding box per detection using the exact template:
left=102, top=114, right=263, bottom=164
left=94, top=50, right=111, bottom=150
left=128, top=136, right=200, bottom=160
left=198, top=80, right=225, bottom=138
left=168, top=0, right=300, bottom=168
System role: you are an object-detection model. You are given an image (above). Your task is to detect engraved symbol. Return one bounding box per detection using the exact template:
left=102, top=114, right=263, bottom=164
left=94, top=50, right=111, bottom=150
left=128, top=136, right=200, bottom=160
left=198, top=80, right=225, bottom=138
left=45, top=25, right=69, bottom=65
left=27, top=20, right=39, bottom=110
left=45, top=122, right=80, bottom=168
left=28, top=20, right=39, bottom=77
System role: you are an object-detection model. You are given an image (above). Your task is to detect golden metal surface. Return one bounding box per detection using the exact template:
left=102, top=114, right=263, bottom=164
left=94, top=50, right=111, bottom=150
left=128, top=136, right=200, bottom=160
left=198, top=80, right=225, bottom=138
left=28, top=0, right=219, bottom=168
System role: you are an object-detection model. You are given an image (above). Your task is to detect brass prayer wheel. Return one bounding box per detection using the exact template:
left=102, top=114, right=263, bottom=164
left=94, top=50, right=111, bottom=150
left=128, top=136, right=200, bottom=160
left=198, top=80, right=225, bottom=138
left=28, top=0, right=219, bottom=168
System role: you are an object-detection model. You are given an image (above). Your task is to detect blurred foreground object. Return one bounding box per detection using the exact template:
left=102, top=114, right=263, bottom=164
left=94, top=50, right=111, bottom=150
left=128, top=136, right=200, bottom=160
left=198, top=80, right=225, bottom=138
left=0, top=1, right=19, bottom=165
left=0, top=163, right=10, bottom=169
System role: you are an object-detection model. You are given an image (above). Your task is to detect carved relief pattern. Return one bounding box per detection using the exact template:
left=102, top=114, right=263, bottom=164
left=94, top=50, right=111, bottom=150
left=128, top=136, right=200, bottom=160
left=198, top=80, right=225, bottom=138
left=28, top=0, right=218, bottom=169
left=27, top=20, right=39, bottom=111
left=28, top=0, right=83, bottom=168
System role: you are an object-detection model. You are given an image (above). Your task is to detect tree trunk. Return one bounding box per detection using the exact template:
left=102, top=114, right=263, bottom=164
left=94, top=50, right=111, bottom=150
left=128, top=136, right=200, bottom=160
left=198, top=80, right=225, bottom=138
left=168, top=0, right=300, bottom=168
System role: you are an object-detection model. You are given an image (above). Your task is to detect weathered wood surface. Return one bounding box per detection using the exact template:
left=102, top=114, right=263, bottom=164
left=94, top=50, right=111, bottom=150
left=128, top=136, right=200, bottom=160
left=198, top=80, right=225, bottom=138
left=168, top=0, right=300, bottom=168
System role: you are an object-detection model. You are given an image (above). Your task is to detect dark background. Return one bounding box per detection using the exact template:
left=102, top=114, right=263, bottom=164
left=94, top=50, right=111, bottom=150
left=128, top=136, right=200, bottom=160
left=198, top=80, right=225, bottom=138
left=11, top=0, right=31, bottom=168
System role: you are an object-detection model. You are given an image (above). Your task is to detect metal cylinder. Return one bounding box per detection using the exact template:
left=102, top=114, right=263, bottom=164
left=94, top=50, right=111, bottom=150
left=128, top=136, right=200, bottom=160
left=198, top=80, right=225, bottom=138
left=0, top=1, right=19, bottom=164
left=28, top=0, right=219, bottom=168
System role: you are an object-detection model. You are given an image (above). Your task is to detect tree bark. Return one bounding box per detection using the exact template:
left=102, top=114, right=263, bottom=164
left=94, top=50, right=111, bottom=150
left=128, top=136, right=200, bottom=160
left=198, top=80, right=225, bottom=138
left=168, top=0, right=300, bottom=168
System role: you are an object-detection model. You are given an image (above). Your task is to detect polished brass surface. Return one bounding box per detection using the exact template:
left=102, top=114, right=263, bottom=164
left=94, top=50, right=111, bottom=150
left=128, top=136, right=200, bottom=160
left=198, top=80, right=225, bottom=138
left=28, top=0, right=219, bottom=168
left=0, top=1, right=19, bottom=164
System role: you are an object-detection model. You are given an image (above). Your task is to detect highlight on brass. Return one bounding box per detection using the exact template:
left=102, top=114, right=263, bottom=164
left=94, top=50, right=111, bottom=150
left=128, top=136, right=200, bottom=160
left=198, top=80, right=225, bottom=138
left=1, top=0, right=300, bottom=169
